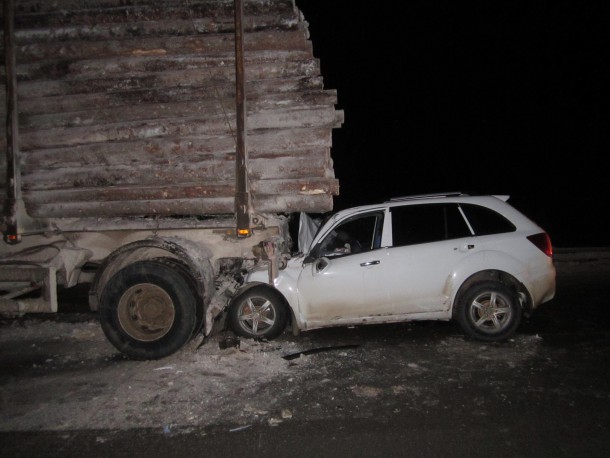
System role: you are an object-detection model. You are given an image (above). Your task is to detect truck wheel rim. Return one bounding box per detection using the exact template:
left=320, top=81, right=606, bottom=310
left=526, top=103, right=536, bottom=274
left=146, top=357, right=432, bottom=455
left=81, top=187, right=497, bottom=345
left=117, top=284, right=175, bottom=342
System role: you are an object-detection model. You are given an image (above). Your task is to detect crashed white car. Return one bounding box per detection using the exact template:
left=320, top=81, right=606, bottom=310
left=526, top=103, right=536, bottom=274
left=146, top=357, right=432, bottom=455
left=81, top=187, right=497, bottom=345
left=228, top=193, right=556, bottom=342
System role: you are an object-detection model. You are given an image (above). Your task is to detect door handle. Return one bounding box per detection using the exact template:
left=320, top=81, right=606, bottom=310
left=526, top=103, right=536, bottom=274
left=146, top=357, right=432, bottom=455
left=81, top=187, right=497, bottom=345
left=360, top=260, right=380, bottom=267
left=456, top=244, right=475, bottom=253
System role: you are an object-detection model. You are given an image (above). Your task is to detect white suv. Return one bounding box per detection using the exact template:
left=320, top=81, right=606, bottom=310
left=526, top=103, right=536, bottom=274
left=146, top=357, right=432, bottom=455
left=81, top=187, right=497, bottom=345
left=228, top=193, right=556, bottom=342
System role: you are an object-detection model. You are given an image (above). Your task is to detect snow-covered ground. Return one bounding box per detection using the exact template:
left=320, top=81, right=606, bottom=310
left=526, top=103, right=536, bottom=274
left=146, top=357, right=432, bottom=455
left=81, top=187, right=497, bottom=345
left=0, top=248, right=608, bottom=433
left=0, top=322, right=308, bottom=431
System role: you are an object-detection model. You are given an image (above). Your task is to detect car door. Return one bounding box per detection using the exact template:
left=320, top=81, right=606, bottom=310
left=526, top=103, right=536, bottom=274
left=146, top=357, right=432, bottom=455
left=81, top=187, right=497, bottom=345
left=297, top=211, right=387, bottom=325
left=379, top=238, right=470, bottom=314
left=378, top=203, right=474, bottom=314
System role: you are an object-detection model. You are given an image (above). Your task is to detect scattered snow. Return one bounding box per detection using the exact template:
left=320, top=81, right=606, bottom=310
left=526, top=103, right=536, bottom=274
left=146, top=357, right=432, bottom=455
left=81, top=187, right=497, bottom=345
left=0, top=318, right=315, bottom=431
left=0, top=316, right=548, bottom=432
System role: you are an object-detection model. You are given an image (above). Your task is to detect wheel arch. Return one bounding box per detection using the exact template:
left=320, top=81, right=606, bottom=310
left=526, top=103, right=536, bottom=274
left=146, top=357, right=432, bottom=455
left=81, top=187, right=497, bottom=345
left=89, top=238, right=215, bottom=318
left=452, top=269, right=532, bottom=319
left=230, top=281, right=295, bottom=329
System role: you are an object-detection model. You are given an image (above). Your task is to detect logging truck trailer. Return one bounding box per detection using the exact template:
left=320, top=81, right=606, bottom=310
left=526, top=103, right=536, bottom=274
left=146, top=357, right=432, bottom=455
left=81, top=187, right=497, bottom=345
left=0, top=0, right=343, bottom=360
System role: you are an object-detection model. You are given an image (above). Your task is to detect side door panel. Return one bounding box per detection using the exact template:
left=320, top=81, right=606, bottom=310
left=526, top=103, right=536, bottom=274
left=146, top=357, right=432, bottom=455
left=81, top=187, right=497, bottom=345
left=379, top=203, right=474, bottom=314
left=297, top=211, right=387, bottom=325
left=379, top=238, right=474, bottom=313
left=297, top=253, right=371, bottom=322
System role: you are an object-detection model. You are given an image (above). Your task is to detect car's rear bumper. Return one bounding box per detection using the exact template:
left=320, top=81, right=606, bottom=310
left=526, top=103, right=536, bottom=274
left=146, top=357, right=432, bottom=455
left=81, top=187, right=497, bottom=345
left=527, top=265, right=556, bottom=310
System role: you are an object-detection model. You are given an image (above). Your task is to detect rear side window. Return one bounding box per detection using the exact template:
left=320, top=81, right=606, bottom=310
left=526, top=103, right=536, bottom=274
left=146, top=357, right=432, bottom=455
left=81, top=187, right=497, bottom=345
left=391, top=204, right=471, bottom=247
left=460, top=204, right=516, bottom=235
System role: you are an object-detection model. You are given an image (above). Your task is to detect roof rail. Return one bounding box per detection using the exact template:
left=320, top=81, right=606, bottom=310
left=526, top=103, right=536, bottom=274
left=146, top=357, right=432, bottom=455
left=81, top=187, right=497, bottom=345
left=387, top=192, right=467, bottom=202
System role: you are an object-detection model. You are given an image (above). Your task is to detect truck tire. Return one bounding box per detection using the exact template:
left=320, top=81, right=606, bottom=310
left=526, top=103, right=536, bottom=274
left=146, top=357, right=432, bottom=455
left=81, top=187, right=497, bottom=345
left=228, top=286, right=287, bottom=340
left=99, top=261, right=197, bottom=360
left=455, top=281, right=522, bottom=342
left=151, top=257, right=206, bottom=338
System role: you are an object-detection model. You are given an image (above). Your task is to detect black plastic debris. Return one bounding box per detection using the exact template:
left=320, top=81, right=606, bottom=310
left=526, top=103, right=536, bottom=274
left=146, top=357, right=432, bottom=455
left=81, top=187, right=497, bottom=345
left=219, top=335, right=240, bottom=350
left=282, top=344, right=359, bottom=360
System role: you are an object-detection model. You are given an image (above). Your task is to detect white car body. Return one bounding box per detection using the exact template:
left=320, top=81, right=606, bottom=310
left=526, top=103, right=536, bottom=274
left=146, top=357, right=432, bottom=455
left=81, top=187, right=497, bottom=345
left=240, top=194, right=556, bottom=338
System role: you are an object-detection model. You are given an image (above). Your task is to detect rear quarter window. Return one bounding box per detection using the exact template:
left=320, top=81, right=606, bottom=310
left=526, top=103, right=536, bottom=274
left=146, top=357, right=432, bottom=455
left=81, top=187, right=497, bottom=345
left=460, top=203, right=516, bottom=235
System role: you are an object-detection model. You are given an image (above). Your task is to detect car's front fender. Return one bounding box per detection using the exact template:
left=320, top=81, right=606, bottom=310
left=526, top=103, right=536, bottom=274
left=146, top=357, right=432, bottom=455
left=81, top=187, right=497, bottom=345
left=243, top=258, right=305, bottom=329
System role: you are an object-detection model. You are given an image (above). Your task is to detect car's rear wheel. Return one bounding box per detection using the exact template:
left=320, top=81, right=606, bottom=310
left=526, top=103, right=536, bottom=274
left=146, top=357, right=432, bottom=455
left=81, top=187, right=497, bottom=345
left=228, top=286, right=287, bottom=340
left=456, top=281, right=521, bottom=342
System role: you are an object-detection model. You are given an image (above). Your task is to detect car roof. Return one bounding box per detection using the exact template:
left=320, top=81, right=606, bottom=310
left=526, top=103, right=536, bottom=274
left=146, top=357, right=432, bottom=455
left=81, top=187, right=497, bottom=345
left=326, top=192, right=536, bottom=227
left=386, top=192, right=508, bottom=203
left=333, top=193, right=507, bottom=215
left=311, top=192, right=542, bottom=250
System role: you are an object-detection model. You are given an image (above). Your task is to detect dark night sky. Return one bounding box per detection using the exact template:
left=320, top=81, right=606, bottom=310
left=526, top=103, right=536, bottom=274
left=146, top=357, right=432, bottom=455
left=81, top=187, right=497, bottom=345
left=295, top=0, right=609, bottom=247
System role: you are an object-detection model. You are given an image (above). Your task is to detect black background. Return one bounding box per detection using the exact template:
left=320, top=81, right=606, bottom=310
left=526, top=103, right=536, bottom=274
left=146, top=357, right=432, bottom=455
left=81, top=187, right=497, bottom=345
left=296, top=0, right=609, bottom=247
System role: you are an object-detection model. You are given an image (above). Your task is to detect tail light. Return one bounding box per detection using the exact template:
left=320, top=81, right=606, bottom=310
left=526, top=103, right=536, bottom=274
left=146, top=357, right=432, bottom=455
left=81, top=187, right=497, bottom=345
left=527, top=232, right=553, bottom=257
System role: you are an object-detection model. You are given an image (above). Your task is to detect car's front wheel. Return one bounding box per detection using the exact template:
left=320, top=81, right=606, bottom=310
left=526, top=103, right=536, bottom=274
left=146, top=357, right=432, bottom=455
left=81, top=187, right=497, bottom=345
left=228, top=286, right=287, bottom=340
left=456, top=281, right=522, bottom=342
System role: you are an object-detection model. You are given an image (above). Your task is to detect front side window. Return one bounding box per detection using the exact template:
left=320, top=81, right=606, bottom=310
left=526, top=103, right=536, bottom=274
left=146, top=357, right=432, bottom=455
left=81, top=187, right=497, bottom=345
left=314, top=212, right=384, bottom=258
left=391, top=203, right=471, bottom=247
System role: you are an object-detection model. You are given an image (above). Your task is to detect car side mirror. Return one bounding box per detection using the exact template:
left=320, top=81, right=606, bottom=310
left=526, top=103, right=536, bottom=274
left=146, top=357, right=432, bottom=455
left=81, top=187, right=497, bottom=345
left=303, top=245, right=320, bottom=264
left=315, top=257, right=330, bottom=272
